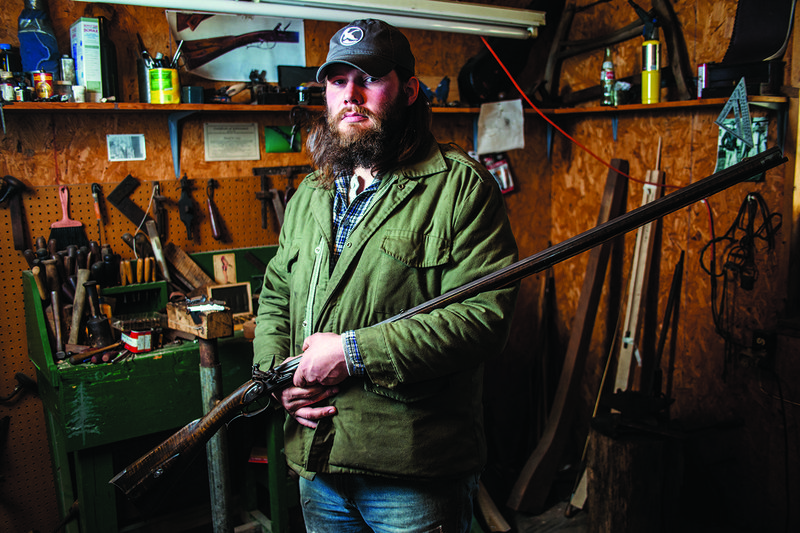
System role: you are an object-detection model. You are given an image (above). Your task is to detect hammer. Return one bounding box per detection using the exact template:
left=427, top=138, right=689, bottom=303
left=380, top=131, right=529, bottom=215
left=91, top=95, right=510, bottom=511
left=0, top=175, right=29, bottom=251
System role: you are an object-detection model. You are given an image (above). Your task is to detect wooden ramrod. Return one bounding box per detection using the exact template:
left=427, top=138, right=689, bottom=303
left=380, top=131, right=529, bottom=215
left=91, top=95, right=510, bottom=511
left=110, top=146, right=787, bottom=502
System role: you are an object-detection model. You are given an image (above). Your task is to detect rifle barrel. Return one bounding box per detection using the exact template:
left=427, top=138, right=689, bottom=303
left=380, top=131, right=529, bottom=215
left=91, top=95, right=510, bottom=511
left=383, top=146, right=786, bottom=322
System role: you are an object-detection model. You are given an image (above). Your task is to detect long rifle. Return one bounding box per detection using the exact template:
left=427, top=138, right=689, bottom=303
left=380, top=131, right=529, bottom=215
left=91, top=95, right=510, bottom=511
left=110, top=147, right=787, bottom=501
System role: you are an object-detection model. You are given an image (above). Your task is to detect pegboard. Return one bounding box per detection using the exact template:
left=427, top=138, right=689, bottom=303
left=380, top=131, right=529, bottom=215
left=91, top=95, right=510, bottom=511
left=0, top=171, right=292, bottom=532
left=17, top=175, right=285, bottom=257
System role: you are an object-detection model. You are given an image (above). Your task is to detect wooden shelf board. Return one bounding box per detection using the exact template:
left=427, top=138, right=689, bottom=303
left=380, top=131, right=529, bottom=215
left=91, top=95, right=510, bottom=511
left=1, top=95, right=786, bottom=114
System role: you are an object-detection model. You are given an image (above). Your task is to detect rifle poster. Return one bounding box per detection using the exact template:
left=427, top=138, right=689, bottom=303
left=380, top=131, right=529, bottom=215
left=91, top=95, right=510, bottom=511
left=167, top=11, right=306, bottom=82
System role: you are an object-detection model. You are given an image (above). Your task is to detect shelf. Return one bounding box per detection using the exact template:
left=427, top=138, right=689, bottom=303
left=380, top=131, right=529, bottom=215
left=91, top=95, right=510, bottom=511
left=1, top=95, right=787, bottom=115
left=0, top=101, right=485, bottom=113
left=536, top=96, right=788, bottom=115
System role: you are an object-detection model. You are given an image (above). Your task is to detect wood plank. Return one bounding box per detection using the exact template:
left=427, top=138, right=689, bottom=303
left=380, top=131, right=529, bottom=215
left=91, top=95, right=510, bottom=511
left=506, top=160, right=629, bottom=513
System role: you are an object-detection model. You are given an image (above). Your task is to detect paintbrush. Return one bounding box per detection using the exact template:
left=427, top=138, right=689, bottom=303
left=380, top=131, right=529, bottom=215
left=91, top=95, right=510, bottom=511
left=49, top=185, right=89, bottom=250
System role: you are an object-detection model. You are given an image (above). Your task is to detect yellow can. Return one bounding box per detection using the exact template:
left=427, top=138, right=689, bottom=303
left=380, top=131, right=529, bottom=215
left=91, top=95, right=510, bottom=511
left=641, top=40, right=660, bottom=104
left=149, top=68, right=180, bottom=104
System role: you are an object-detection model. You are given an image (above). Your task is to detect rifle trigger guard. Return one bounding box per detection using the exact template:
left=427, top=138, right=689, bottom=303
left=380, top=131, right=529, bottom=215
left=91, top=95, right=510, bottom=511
left=241, top=401, right=272, bottom=418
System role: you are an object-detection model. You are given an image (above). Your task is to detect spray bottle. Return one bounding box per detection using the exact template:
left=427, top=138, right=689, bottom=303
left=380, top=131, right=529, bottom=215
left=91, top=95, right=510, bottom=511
left=629, top=0, right=661, bottom=104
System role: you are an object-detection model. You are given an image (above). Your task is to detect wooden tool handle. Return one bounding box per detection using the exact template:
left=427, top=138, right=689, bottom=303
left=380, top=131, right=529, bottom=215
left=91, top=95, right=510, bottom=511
left=207, top=197, right=222, bottom=241
left=68, top=269, right=91, bottom=345
left=31, top=266, right=47, bottom=301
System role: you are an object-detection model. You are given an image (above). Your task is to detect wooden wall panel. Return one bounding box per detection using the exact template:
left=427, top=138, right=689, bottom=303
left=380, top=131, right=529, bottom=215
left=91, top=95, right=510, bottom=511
left=0, top=0, right=798, bottom=531
left=0, top=2, right=547, bottom=532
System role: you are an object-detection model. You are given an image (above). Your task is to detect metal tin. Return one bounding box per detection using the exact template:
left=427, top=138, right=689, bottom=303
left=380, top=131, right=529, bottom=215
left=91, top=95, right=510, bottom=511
left=149, top=68, right=180, bottom=104
left=32, top=71, right=54, bottom=99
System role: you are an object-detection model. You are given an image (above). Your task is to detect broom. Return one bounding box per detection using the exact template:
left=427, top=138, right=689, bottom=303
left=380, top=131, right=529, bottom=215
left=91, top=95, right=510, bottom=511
left=49, top=185, right=89, bottom=249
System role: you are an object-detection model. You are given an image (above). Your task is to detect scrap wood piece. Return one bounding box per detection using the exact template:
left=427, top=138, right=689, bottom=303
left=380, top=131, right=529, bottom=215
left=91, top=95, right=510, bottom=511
left=507, top=159, right=629, bottom=514
left=164, top=241, right=215, bottom=291
left=477, top=481, right=511, bottom=532
left=613, top=166, right=664, bottom=393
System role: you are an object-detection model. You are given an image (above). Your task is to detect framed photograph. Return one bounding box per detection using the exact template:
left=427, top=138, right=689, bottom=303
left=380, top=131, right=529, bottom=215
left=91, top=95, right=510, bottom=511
left=107, top=134, right=147, bottom=162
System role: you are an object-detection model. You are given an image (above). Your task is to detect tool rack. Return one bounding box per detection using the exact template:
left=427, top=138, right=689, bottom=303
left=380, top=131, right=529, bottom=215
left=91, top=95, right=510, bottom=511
left=22, top=246, right=295, bottom=533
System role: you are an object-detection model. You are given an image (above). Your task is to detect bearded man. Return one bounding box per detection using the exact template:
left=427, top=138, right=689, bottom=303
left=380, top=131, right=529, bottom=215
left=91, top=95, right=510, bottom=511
left=253, top=19, right=519, bottom=533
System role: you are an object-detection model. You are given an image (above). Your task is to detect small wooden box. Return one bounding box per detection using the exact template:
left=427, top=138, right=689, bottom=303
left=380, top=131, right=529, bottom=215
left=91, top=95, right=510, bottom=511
left=166, top=300, right=233, bottom=340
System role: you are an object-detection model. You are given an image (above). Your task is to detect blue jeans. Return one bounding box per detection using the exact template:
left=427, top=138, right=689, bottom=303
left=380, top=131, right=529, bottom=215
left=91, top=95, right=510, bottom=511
left=299, top=472, right=479, bottom=533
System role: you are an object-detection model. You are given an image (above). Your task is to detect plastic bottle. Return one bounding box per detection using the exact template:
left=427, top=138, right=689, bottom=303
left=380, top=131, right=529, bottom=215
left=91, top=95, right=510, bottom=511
left=0, top=71, right=16, bottom=102
left=18, top=0, right=60, bottom=74
left=601, top=48, right=616, bottom=106
left=98, top=17, right=120, bottom=100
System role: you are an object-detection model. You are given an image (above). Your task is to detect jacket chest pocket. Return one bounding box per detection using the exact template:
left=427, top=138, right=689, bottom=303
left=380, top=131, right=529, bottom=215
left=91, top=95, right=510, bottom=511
left=370, top=229, right=451, bottom=317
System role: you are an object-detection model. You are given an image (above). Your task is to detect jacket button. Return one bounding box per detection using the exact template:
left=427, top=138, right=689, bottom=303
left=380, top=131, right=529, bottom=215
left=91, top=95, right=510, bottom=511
left=302, top=320, right=308, bottom=328
left=398, top=183, right=405, bottom=189
left=346, top=242, right=352, bottom=248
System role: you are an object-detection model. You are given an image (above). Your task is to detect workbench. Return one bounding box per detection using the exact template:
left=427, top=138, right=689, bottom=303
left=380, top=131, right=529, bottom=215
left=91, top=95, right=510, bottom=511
left=23, top=246, right=294, bottom=533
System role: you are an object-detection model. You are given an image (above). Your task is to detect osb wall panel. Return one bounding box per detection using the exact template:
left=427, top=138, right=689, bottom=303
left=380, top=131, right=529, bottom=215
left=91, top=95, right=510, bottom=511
left=542, top=1, right=798, bottom=529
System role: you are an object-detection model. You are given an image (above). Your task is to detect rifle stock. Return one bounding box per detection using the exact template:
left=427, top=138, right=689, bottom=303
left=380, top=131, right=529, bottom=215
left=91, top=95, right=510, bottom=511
left=110, top=361, right=298, bottom=501
left=110, top=147, right=786, bottom=500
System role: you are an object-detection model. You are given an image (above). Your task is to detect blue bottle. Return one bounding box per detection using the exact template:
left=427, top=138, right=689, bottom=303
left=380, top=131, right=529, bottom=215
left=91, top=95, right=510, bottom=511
left=18, top=0, right=60, bottom=74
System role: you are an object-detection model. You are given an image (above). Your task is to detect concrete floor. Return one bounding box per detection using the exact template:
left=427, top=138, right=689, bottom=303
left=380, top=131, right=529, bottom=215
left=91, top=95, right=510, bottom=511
left=511, top=503, right=589, bottom=533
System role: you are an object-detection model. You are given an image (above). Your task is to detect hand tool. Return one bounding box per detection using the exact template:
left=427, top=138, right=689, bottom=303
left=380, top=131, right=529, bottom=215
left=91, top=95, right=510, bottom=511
left=107, top=174, right=152, bottom=228
left=134, top=232, right=152, bottom=257
left=119, top=260, right=126, bottom=287
left=35, top=236, right=47, bottom=257
left=0, top=175, right=30, bottom=250
left=50, top=290, right=65, bottom=360
left=253, top=165, right=311, bottom=230
left=136, top=257, right=144, bottom=283
left=144, top=256, right=153, bottom=282
left=145, top=220, right=172, bottom=283
left=91, top=183, right=107, bottom=247
left=151, top=182, right=169, bottom=242
left=84, top=280, right=115, bottom=348
left=68, top=341, right=123, bottom=365
left=49, top=185, right=89, bottom=249
left=178, top=174, right=196, bottom=240
left=68, top=269, right=91, bottom=345
left=0, top=373, right=37, bottom=402
left=30, top=265, right=47, bottom=300
left=22, top=249, right=36, bottom=269
left=65, top=245, right=77, bottom=278
left=206, top=179, right=222, bottom=241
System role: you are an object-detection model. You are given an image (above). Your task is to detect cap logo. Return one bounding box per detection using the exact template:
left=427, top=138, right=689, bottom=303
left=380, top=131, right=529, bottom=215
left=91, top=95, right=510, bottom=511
left=339, top=27, right=364, bottom=46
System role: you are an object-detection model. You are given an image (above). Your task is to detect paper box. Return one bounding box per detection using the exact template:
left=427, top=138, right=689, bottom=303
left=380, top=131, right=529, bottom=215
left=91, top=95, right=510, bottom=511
left=70, top=17, right=102, bottom=94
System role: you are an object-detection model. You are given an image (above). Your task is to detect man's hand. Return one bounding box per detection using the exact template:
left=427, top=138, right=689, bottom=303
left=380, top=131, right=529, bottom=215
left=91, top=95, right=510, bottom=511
left=294, top=332, right=350, bottom=387
left=276, top=382, right=339, bottom=429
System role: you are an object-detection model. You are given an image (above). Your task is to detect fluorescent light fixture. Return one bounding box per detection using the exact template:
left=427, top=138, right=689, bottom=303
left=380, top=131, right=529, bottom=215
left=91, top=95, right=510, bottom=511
left=77, top=0, right=545, bottom=39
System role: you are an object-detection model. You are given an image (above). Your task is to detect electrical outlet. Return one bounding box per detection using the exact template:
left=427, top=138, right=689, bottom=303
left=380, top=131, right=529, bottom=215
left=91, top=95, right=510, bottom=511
left=752, top=329, right=776, bottom=371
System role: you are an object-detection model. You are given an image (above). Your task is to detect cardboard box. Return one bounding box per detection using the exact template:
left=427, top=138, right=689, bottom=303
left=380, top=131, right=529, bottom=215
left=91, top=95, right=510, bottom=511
left=70, top=18, right=102, bottom=94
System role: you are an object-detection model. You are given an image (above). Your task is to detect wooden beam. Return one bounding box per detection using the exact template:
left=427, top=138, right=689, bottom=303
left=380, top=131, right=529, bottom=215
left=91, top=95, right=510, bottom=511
left=506, top=160, right=629, bottom=513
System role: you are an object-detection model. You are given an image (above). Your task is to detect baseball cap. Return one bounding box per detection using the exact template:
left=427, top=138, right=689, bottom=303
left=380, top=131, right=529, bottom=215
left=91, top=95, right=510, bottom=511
left=316, top=19, right=415, bottom=82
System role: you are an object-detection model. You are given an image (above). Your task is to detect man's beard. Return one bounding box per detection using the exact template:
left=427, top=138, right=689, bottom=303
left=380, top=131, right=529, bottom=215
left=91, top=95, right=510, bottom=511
left=317, top=96, right=407, bottom=175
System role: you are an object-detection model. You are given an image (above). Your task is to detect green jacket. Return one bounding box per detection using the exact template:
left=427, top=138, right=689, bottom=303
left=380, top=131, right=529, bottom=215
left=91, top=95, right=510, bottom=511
left=253, top=140, right=519, bottom=480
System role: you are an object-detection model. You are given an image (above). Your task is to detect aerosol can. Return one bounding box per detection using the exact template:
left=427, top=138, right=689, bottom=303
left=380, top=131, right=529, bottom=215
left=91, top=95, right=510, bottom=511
left=629, top=0, right=661, bottom=104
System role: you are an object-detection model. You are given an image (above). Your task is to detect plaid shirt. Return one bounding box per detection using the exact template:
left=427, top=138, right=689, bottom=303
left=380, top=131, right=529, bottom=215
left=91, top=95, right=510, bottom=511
left=332, top=172, right=382, bottom=376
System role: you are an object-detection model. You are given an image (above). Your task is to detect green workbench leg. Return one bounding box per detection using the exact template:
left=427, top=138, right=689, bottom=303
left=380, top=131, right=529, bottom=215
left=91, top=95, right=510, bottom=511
left=266, top=411, right=290, bottom=533
left=74, top=447, right=118, bottom=533
left=43, top=409, right=80, bottom=533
